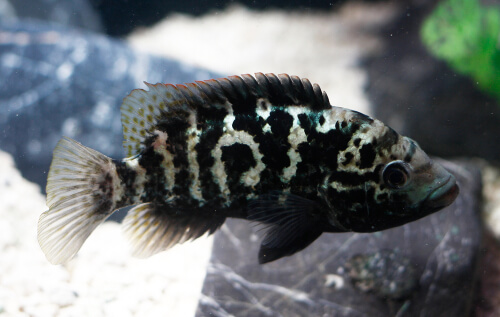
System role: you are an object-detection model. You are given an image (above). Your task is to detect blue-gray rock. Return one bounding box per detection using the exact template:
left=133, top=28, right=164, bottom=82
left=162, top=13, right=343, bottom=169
left=0, top=0, right=102, bottom=32
left=0, top=20, right=218, bottom=191
left=196, top=160, right=482, bottom=317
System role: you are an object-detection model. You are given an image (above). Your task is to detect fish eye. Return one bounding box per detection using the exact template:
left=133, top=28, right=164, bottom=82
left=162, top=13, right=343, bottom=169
left=383, top=161, right=409, bottom=189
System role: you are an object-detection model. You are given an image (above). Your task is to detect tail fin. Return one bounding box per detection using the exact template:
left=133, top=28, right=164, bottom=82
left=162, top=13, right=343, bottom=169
left=38, top=137, right=120, bottom=264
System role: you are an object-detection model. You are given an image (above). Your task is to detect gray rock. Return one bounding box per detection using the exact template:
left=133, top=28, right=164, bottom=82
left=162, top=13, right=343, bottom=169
left=0, top=0, right=102, bottom=32
left=345, top=249, right=418, bottom=301
left=196, top=160, right=482, bottom=317
left=0, top=20, right=218, bottom=190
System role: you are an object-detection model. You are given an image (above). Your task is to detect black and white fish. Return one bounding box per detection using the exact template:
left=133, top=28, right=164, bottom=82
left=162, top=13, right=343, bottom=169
left=38, top=73, right=459, bottom=264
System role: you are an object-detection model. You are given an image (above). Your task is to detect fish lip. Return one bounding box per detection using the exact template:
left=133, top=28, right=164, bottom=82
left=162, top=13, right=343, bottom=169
left=423, top=175, right=459, bottom=212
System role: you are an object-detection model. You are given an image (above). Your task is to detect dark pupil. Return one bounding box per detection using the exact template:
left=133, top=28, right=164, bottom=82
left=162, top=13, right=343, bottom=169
left=387, top=168, right=405, bottom=186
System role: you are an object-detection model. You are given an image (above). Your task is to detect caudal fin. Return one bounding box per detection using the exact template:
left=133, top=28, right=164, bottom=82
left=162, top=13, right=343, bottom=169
left=38, top=137, right=120, bottom=264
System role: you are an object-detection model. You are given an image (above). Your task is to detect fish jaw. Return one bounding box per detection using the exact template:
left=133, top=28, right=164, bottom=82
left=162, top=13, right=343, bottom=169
left=421, top=173, right=459, bottom=212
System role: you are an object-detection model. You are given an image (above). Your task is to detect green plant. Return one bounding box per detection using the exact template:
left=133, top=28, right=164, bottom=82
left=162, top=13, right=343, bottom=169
left=421, top=0, right=500, bottom=102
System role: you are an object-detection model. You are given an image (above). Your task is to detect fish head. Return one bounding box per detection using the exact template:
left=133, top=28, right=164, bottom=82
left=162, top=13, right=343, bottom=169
left=383, top=137, right=459, bottom=216
left=323, top=124, right=459, bottom=233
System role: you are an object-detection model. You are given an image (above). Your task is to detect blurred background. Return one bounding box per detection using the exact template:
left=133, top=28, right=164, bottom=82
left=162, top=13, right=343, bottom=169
left=0, top=0, right=499, bottom=316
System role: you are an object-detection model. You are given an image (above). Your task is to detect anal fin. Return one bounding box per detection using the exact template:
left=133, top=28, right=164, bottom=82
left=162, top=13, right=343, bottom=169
left=248, top=192, right=324, bottom=264
left=122, top=203, right=225, bottom=258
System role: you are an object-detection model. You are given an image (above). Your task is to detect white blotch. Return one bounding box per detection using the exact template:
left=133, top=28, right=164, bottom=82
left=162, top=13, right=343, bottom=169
left=223, top=111, right=235, bottom=132
left=152, top=130, right=176, bottom=193
left=212, top=130, right=265, bottom=202
left=282, top=148, right=302, bottom=182
left=124, top=157, right=147, bottom=202
left=281, top=106, right=308, bottom=183
left=61, top=117, right=80, bottom=137
left=262, top=123, right=271, bottom=133
left=316, top=107, right=343, bottom=134
left=255, top=98, right=272, bottom=120
left=186, top=120, right=204, bottom=203
left=153, top=130, right=168, bottom=145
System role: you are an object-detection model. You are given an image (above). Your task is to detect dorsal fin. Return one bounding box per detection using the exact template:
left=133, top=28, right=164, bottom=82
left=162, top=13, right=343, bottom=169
left=120, top=73, right=331, bottom=157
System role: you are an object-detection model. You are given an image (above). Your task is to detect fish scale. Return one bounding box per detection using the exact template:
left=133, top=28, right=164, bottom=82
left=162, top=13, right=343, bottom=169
left=37, top=73, right=459, bottom=265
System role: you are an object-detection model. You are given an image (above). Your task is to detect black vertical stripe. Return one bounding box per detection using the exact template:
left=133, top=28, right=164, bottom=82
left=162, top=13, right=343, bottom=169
left=221, top=143, right=256, bottom=195
left=359, top=143, right=376, bottom=169
left=113, top=160, right=137, bottom=207
left=195, top=104, right=228, bottom=202
left=139, top=146, right=169, bottom=202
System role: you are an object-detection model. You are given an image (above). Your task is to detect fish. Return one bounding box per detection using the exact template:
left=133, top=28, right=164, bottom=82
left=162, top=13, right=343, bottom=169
left=37, top=73, right=459, bottom=265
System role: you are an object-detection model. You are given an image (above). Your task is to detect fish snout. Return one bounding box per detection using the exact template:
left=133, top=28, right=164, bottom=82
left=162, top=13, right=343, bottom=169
left=422, top=174, right=459, bottom=212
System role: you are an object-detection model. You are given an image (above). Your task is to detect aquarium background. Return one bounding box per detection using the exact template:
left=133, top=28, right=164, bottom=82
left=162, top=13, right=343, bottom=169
left=0, top=0, right=499, bottom=316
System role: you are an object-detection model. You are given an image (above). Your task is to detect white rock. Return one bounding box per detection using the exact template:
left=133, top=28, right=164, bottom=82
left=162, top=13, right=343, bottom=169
left=127, top=3, right=398, bottom=116
left=0, top=149, right=212, bottom=316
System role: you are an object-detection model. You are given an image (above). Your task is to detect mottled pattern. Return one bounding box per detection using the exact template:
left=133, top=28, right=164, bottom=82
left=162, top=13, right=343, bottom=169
left=38, top=73, right=458, bottom=264
left=117, top=74, right=401, bottom=219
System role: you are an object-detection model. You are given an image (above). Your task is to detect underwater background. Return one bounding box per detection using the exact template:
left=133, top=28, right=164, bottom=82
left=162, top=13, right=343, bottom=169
left=0, top=0, right=499, bottom=316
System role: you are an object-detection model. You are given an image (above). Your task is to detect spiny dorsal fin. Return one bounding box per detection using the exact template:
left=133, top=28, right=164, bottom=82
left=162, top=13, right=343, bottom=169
left=120, top=73, right=331, bottom=157
left=121, top=82, right=192, bottom=157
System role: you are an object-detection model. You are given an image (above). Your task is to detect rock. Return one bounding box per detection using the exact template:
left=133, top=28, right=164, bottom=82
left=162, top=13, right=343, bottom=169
left=0, top=20, right=217, bottom=191
left=476, top=232, right=500, bottom=317
left=345, top=249, right=418, bottom=300
left=0, top=0, right=102, bottom=32
left=126, top=4, right=394, bottom=117
left=196, top=160, right=482, bottom=317
left=0, top=149, right=212, bottom=317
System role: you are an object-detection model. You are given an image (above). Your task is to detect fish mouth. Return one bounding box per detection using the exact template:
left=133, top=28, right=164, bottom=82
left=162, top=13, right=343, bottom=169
left=422, top=175, right=459, bottom=212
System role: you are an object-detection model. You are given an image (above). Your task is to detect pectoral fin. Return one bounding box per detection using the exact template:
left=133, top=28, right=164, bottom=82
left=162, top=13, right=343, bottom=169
left=258, top=227, right=323, bottom=264
left=247, top=192, right=324, bottom=264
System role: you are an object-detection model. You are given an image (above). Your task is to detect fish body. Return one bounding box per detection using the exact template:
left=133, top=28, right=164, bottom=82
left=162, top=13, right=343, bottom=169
left=38, top=73, right=459, bottom=264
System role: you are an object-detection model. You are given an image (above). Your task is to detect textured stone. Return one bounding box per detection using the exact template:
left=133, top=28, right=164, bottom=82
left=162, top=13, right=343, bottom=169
left=476, top=232, right=500, bottom=317
left=0, top=20, right=217, bottom=190
left=196, top=160, right=482, bottom=317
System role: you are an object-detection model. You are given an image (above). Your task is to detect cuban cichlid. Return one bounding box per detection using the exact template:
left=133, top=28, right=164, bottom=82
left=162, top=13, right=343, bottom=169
left=38, top=73, right=459, bottom=265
